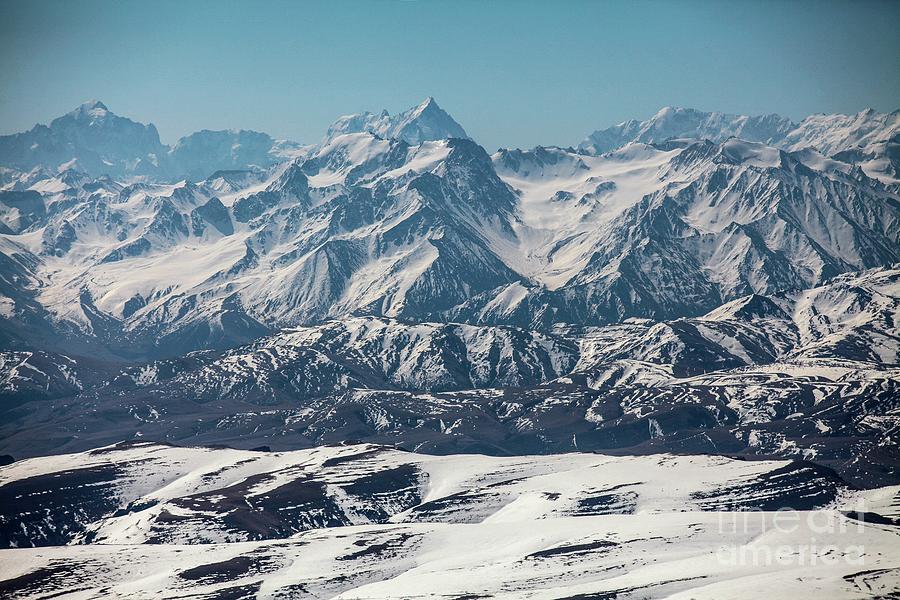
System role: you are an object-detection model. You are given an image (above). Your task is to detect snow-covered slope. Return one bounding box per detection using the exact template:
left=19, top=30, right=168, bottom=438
left=0, top=441, right=849, bottom=546
left=452, top=140, right=900, bottom=328
left=0, top=442, right=897, bottom=598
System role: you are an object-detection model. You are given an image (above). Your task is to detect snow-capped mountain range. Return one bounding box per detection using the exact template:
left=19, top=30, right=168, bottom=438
left=0, top=98, right=470, bottom=183
left=1, top=97, right=899, bottom=598
left=1, top=267, right=896, bottom=487
left=580, top=105, right=900, bottom=183
left=0, top=99, right=897, bottom=358
left=0, top=99, right=898, bottom=456
left=0, top=100, right=312, bottom=182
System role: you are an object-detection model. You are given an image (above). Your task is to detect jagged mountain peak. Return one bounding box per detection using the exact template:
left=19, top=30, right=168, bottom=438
left=412, top=95, right=438, bottom=111
left=323, top=97, right=468, bottom=146
left=54, top=100, right=144, bottom=131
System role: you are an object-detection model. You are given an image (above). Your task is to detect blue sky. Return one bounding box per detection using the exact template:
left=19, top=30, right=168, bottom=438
left=1, top=0, right=898, bottom=150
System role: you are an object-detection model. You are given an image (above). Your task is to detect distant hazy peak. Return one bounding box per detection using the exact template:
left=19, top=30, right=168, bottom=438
left=0, top=100, right=305, bottom=182
left=323, top=97, right=469, bottom=146
left=579, top=107, right=797, bottom=154
left=784, top=108, right=900, bottom=156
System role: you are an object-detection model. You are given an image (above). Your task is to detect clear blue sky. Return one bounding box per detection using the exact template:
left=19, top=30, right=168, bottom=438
left=1, top=0, right=898, bottom=150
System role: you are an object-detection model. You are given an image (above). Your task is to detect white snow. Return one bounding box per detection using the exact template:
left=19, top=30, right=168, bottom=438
left=0, top=442, right=897, bottom=599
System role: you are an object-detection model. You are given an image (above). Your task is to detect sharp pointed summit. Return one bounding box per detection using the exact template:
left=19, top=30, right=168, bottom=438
left=323, top=97, right=469, bottom=146
left=412, top=96, right=439, bottom=113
